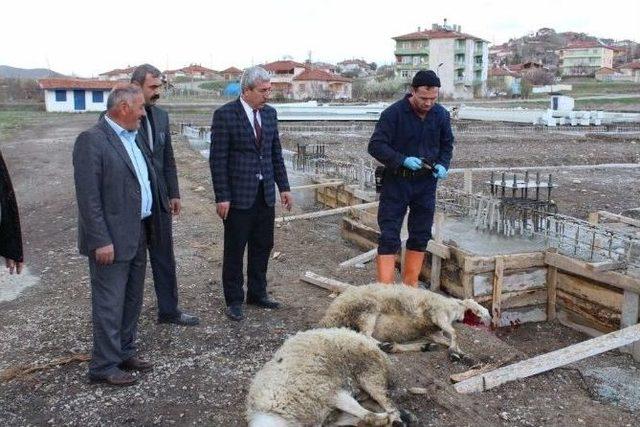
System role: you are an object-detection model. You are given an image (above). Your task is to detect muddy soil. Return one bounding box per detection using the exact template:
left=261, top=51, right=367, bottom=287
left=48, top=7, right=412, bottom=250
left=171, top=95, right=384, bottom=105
left=0, top=113, right=639, bottom=426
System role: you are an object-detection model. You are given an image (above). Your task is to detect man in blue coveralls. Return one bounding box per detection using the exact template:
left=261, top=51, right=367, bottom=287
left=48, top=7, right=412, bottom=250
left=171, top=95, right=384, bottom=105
left=368, top=70, right=454, bottom=286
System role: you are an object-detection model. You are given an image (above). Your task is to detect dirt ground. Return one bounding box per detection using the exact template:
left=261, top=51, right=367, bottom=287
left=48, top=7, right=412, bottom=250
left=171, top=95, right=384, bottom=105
left=1, top=113, right=639, bottom=426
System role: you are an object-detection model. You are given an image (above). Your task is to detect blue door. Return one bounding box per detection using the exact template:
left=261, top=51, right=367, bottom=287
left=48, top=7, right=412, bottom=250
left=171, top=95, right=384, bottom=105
left=73, top=90, right=85, bottom=111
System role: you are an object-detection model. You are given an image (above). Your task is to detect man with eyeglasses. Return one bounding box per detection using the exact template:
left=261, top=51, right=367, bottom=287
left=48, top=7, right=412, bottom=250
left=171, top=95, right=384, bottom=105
left=209, top=66, right=293, bottom=321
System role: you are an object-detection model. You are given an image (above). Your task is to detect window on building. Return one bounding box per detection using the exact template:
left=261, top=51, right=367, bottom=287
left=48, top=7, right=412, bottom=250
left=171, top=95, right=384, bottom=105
left=55, top=90, right=66, bottom=102
left=413, top=56, right=420, bottom=65
left=402, top=56, right=412, bottom=64
left=92, top=91, right=104, bottom=103
left=299, top=84, right=305, bottom=91
left=401, top=70, right=410, bottom=77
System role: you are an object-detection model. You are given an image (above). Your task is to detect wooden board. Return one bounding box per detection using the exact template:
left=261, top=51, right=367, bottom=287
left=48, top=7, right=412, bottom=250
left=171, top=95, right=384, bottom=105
left=339, top=248, right=378, bottom=268
left=557, top=290, right=620, bottom=331
left=473, top=267, right=546, bottom=297
left=557, top=272, right=623, bottom=312
left=463, top=252, right=545, bottom=274
left=300, top=271, right=353, bottom=293
left=476, top=289, right=547, bottom=310
left=454, top=323, right=640, bottom=393
left=277, top=201, right=379, bottom=223
left=498, top=305, right=547, bottom=327
left=491, top=256, right=504, bottom=328
left=545, top=251, right=640, bottom=294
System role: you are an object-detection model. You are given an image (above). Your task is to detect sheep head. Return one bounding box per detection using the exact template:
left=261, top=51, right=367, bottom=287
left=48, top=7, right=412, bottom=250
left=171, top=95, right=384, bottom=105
left=461, top=299, right=491, bottom=326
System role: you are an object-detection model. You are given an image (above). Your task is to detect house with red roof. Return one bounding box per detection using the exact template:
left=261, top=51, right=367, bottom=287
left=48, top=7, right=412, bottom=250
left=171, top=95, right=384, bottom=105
left=392, top=20, right=489, bottom=99
left=261, top=60, right=352, bottom=100
left=487, top=66, right=521, bottom=96
left=38, top=78, right=116, bottom=112
left=558, top=41, right=615, bottom=77
left=221, top=66, right=243, bottom=81
left=98, top=66, right=138, bottom=81
left=164, top=64, right=219, bottom=80
left=618, top=60, right=640, bottom=82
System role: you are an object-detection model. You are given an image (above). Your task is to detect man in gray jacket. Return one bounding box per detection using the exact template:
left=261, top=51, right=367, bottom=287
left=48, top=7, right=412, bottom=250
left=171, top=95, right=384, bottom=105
left=131, top=64, right=198, bottom=326
left=74, top=84, right=161, bottom=386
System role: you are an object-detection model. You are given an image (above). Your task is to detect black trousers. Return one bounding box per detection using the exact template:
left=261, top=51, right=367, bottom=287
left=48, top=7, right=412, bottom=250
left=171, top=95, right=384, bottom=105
left=88, top=221, right=147, bottom=378
left=222, top=184, right=275, bottom=307
left=148, top=210, right=179, bottom=318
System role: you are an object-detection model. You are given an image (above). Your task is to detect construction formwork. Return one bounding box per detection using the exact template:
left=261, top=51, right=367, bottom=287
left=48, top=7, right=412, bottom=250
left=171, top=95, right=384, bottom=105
left=309, top=177, right=640, bottom=360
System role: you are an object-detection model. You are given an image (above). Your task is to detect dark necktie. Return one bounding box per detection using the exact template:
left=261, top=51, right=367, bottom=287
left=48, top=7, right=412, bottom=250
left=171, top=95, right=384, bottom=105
left=253, top=109, right=262, bottom=147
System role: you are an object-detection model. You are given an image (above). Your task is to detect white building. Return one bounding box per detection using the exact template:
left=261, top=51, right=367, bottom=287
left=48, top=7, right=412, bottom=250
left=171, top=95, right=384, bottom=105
left=393, top=22, right=489, bottom=99
left=38, top=78, right=116, bottom=112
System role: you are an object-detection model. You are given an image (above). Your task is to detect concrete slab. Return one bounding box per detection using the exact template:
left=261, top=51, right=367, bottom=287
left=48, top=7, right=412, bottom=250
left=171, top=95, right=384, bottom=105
left=443, top=217, right=547, bottom=256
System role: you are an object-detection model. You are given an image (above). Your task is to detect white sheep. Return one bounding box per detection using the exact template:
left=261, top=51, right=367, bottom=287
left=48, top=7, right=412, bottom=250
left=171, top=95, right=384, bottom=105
left=319, top=283, right=491, bottom=359
left=246, top=327, right=415, bottom=427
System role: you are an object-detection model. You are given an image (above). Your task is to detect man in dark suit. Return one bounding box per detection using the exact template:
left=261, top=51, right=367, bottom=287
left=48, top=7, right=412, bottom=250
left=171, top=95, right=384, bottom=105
left=210, top=66, right=293, bottom=321
left=74, top=84, right=163, bottom=386
left=130, top=64, right=199, bottom=326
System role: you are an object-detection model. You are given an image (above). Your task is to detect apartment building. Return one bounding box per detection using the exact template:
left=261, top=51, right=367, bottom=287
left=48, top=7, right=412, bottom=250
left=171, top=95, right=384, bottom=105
left=392, top=22, right=489, bottom=99
left=558, top=41, right=614, bottom=77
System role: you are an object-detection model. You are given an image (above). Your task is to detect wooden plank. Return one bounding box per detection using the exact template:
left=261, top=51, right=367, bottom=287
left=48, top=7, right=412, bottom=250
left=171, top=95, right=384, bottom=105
left=498, top=305, right=547, bottom=327
left=463, top=252, right=545, bottom=274
left=276, top=202, right=379, bottom=223
left=492, top=256, right=504, bottom=328
left=557, top=309, right=604, bottom=338
left=545, top=251, right=640, bottom=294
left=341, top=228, right=378, bottom=252
left=450, top=354, right=519, bottom=383
left=300, top=271, right=353, bottom=294
left=427, top=240, right=450, bottom=260
left=557, top=290, right=620, bottom=331
left=339, top=248, right=378, bottom=268
left=597, top=210, right=640, bottom=228
left=620, top=290, right=640, bottom=359
left=430, top=213, right=445, bottom=291
left=557, top=272, right=623, bottom=312
left=587, top=212, right=599, bottom=225
left=454, top=323, right=640, bottom=394
left=547, top=255, right=558, bottom=321
left=462, top=273, right=474, bottom=299
left=290, top=181, right=343, bottom=191
left=476, top=289, right=547, bottom=309
left=473, top=267, right=546, bottom=296
left=586, top=260, right=626, bottom=272
left=342, top=217, right=380, bottom=244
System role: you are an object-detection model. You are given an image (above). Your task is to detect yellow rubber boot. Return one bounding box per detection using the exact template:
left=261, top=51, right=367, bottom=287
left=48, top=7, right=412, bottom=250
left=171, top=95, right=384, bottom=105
left=376, top=254, right=396, bottom=284
left=402, top=249, right=425, bottom=287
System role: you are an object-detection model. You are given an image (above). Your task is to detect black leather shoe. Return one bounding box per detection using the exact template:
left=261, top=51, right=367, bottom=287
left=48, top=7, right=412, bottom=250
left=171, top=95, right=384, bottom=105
left=246, top=296, right=281, bottom=309
left=89, top=370, right=137, bottom=387
left=119, top=356, right=153, bottom=373
left=158, top=312, right=200, bottom=326
left=226, top=305, right=244, bottom=321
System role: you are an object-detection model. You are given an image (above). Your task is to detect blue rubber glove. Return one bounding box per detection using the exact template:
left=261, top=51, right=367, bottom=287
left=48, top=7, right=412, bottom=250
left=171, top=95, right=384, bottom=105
left=433, top=164, right=448, bottom=179
left=402, top=157, right=422, bottom=171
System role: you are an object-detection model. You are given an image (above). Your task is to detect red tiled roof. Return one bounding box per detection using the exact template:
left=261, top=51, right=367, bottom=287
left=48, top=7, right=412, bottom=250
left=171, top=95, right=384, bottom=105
left=99, top=66, right=137, bottom=76
left=563, top=41, right=615, bottom=50
left=489, top=67, right=520, bottom=77
left=221, top=66, right=242, bottom=74
left=595, top=67, right=618, bottom=74
left=181, top=64, right=217, bottom=74
left=619, top=61, right=640, bottom=70
left=393, top=29, right=486, bottom=42
left=38, top=78, right=117, bottom=90
left=263, top=60, right=307, bottom=72
left=293, top=69, right=351, bottom=83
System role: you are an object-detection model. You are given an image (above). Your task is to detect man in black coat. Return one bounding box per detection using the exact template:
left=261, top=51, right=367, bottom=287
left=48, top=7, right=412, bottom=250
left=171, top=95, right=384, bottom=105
left=0, top=148, right=23, bottom=274
left=131, top=64, right=199, bottom=326
left=210, top=66, right=293, bottom=321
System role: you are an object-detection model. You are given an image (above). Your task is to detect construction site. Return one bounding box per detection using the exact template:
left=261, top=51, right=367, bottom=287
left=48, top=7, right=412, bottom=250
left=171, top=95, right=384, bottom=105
left=1, top=108, right=640, bottom=425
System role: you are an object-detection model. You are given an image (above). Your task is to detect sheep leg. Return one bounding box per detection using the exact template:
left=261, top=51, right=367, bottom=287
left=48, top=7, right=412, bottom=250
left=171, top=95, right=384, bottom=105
left=381, top=338, right=438, bottom=353
left=333, top=390, right=393, bottom=426
left=432, top=314, right=466, bottom=361
left=356, top=312, right=378, bottom=337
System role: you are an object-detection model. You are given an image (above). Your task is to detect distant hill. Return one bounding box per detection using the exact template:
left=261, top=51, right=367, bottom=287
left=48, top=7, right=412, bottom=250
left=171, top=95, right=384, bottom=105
left=0, top=65, right=65, bottom=79
left=490, top=28, right=640, bottom=71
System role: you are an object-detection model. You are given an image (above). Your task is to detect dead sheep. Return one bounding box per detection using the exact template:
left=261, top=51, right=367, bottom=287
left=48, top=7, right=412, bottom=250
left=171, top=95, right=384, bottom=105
left=319, top=283, right=491, bottom=360
left=246, top=327, right=415, bottom=427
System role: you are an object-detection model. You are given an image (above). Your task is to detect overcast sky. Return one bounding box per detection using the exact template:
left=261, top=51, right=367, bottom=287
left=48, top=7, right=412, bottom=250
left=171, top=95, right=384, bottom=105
left=2, top=0, right=639, bottom=77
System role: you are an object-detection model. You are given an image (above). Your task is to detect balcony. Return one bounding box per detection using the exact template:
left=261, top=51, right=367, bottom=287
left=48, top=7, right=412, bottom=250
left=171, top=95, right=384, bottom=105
left=454, top=62, right=466, bottom=69
left=394, top=47, right=429, bottom=55
left=454, top=76, right=465, bottom=84
left=473, top=62, right=483, bottom=70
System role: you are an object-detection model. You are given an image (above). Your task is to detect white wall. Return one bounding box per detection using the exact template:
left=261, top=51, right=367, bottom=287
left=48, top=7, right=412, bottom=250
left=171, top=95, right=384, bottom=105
left=44, top=89, right=109, bottom=112
left=429, top=39, right=455, bottom=98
